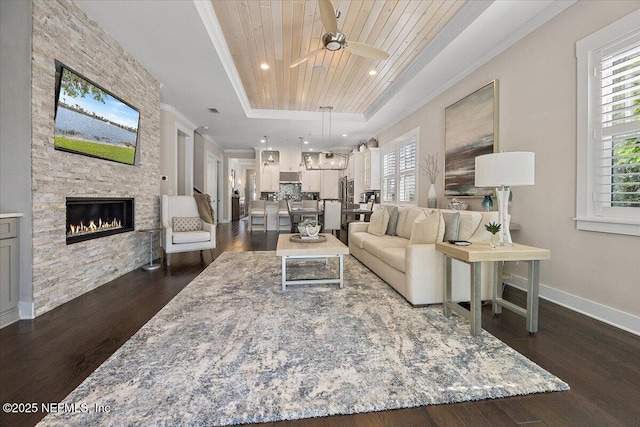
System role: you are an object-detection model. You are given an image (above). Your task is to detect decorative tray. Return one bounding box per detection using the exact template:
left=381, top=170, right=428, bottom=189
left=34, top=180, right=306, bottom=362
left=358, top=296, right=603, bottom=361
left=289, top=234, right=328, bottom=243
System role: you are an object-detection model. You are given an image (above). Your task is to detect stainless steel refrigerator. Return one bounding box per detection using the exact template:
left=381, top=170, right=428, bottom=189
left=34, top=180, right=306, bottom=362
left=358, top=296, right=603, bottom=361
left=339, top=177, right=354, bottom=207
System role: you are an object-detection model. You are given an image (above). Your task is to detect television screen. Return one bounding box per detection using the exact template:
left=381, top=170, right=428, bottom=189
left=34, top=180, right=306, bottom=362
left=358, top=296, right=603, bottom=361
left=54, top=61, right=140, bottom=166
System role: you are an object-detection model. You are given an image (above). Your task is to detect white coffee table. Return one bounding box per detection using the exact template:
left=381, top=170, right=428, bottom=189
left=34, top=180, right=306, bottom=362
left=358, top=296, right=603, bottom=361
left=276, top=234, right=350, bottom=290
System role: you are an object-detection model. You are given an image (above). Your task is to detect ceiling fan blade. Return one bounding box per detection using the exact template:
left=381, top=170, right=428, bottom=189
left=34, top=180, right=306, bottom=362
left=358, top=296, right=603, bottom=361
left=345, top=41, right=390, bottom=60
left=318, top=0, right=338, bottom=35
left=290, top=48, right=325, bottom=68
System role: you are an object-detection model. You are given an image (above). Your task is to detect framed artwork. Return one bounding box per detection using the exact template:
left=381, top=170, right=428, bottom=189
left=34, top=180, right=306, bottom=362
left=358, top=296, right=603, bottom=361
left=444, top=80, right=498, bottom=197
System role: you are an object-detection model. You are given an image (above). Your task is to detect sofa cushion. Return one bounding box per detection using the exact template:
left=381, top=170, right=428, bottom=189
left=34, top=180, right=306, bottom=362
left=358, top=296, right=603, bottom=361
left=350, top=231, right=379, bottom=249
left=379, top=247, right=406, bottom=273
left=172, top=230, right=210, bottom=244
left=409, top=210, right=443, bottom=244
left=396, top=207, right=423, bottom=239
left=367, top=206, right=389, bottom=237
left=442, top=212, right=460, bottom=241
left=458, top=211, right=483, bottom=241
left=470, top=211, right=501, bottom=242
left=363, top=236, right=409, bottom=258
left=172, top=216, right=201, bottom=232
left=385, top=205, right=399, bottom=235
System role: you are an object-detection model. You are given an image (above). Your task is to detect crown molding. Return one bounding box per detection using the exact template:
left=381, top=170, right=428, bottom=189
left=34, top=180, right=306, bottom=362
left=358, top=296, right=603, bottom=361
left=370, top=0, right=575, bottom=138
left=160, top=103, right=198, bottom=130
left=364, top=0, right=493, bottom=120
left=193, top=0, right=252, bottom=117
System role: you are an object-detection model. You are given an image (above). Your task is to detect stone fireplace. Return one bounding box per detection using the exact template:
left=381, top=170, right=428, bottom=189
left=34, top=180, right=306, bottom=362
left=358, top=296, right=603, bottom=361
left=66, top=197, right=134, bottom=244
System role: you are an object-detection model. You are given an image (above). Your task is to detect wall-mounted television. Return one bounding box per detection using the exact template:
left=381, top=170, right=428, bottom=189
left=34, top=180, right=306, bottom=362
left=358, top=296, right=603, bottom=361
left=54, top=61, right=140, bottom=166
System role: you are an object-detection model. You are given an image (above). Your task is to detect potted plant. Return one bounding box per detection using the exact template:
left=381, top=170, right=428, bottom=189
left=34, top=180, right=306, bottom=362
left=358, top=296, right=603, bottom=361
left=485, top=221, right=501, bottom=249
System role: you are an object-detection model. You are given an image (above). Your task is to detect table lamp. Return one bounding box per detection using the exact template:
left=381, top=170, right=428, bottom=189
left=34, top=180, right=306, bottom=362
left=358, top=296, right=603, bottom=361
left=475, top=152, right=535, bottom=245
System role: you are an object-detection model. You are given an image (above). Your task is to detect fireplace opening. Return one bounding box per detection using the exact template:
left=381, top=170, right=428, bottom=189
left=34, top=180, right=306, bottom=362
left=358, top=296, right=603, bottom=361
left=66, top=197, right=134, bottom=244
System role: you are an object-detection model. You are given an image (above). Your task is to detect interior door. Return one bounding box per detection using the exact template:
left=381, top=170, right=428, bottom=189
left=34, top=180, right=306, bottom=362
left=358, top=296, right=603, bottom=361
left=207, top=154, right=218, bottom=220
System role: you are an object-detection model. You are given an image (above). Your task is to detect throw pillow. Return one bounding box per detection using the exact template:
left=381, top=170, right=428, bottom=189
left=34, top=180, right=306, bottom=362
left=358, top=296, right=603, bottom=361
left=442, top=212, right=460, bottom=241
left=367, top=206, right=390, bottom=237
left=409, top=210, right=443, bottom=244
left=385, top=205, right=399, bottom=235
left=173, top=216, right=201, bottom=232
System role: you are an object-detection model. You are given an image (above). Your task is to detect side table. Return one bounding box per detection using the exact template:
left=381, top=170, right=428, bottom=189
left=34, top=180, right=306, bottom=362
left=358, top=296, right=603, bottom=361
left=138, top=228, right=162, bottom=271
left=435, top=242, right=550, bottom=336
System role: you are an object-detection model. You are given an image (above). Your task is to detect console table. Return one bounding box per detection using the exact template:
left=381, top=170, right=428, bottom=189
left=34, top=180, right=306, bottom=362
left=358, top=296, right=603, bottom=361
left=435, top=242, right=550, bottom=336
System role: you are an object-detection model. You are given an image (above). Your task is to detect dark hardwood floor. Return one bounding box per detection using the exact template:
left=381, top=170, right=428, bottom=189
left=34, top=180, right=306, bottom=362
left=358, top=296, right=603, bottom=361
left=1, top=220, right=638, bottom=427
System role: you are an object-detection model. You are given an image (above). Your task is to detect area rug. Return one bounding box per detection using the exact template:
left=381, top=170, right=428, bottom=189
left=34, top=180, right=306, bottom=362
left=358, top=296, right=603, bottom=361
left=39, top=251, right=568, bottom=426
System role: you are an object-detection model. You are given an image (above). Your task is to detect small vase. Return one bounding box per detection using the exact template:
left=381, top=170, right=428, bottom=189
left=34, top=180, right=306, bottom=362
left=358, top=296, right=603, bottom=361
left=489, top=233, right=500, bottom=249
left=482, top=195, right=493, bottom=212
left=427, top=183, right=437, bottom=209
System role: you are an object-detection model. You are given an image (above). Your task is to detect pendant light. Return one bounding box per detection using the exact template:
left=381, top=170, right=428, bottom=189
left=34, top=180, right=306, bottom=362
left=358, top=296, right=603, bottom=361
left=303, top=106, right=348, bottom=170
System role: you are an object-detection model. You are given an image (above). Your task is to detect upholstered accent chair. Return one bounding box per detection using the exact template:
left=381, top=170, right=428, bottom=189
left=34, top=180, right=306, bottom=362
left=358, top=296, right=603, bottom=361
left=161, top=195, right=216, bottom=266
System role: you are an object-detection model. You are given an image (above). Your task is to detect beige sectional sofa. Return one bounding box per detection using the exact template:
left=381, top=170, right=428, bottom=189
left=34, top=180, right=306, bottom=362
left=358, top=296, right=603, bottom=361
left=348, top=206, right=501, bottom=305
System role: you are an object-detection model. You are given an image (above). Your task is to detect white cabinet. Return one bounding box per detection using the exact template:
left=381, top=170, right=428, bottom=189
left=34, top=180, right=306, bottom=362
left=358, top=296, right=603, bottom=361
left=320, top=169, right=341, bottom=199
left=259, top=163, right=279, bottom=192
left=363, top=148, right=380, bottom=190
left=258, top=151, right=281, bottom=192
left=301, top=167, right=321, bottom=192
left=279, top=150, right=302, bottom=172
left=1, top=216, right=20, bottom=328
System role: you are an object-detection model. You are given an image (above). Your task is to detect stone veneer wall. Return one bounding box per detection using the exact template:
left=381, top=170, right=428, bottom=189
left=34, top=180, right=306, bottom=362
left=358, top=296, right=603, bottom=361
left=31, top=0, right=161, bottom=315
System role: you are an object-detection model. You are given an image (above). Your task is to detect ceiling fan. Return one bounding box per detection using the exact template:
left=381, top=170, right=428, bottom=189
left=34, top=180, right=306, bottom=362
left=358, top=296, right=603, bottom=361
left=290, top=0, right=390, bottom=68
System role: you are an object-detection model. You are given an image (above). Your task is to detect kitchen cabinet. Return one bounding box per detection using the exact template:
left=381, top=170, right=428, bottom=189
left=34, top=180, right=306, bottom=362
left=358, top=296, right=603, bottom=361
left=1, top=215, right=20, bottom=328
left=363, top=148, right=380, bottom=191
left=259, top=162, right=279, bottom=192
left=321, top=169, right=341, bottom=199
left=279, top=150, right=302, bottom=172
left=301, top=167, right=321, bottom=192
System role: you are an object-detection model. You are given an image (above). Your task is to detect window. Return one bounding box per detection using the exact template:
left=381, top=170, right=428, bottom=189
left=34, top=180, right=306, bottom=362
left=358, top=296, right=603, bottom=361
left=576, top=10, right=640, bottom=236
left=381, top=130, right=418, bottom=204
left=382, top=150, right=396, bottom=203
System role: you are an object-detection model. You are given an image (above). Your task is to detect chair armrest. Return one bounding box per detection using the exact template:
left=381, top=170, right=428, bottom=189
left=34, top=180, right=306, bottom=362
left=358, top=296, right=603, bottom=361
left=202, top=221, right=215, bottom=232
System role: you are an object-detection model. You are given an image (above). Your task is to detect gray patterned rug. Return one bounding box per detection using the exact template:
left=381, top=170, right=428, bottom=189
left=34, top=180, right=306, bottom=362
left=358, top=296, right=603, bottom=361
left=39, top=251, right=568, bottom=426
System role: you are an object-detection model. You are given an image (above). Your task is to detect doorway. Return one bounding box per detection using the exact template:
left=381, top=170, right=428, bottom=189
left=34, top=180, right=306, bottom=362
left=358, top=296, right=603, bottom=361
left=206, top=153, right=222, bottom=220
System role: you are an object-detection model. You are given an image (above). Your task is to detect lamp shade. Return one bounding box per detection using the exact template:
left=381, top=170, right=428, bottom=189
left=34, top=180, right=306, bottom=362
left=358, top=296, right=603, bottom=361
left=475, top=152, right=535, bottom=187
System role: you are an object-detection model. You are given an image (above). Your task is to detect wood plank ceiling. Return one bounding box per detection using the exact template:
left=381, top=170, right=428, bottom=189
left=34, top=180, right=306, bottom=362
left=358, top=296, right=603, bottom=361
left=211, top=0, right=466, bottom=114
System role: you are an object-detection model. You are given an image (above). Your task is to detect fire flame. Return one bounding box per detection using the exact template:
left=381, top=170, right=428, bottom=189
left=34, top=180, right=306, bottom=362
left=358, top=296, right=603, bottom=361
left=67, top=218, right=122, bottom=237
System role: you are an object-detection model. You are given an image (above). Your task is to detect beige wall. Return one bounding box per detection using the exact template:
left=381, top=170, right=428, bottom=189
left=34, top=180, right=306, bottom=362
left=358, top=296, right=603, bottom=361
left=379, top=1, right=640, bottom=322
left=159, top=107, right=195, bottom=195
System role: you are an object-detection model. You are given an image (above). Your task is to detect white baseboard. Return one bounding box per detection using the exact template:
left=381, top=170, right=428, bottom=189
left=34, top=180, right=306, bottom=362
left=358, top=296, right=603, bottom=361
left=18, top=301, right=35, bottom=319
left=505, top=275, right=640, bottom=337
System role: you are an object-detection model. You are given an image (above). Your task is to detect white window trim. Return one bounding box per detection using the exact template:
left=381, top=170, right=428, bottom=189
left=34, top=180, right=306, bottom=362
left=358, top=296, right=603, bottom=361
left=575, top=9, right=640, bottom=237
left=381, top=128, right=419, bottom=205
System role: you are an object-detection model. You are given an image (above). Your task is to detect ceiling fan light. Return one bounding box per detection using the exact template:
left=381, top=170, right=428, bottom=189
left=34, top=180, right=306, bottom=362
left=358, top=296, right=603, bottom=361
left=326, top=41, right=341, bottom=51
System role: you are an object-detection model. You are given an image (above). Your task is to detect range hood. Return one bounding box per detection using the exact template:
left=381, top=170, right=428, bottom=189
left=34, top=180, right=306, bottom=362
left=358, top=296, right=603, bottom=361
left=279, top=172, right=301, bottom=182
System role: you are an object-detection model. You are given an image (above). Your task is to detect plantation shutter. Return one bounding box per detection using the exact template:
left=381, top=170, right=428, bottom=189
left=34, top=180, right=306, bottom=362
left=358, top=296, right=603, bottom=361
left=382, top=150, right=396, bottom=203
left=596, top=34, right=640, bottom=210
left=399, top=141, right=416, bottom=202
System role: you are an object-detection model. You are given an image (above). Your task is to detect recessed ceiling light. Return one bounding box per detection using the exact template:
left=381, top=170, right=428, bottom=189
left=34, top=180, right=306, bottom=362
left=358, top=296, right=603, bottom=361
left=368, top=70, right=377, bottom=76
left=304, top=140, right=309, bottom=144
left=268, top=147, right=272, bottom=150
left=309, top=148, right=313, bottom=151
left=260, top=63, right=269, bottom=70
left=342, top=134, right=347, bottom=137
left=260, top=138, right=266, bottom=143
